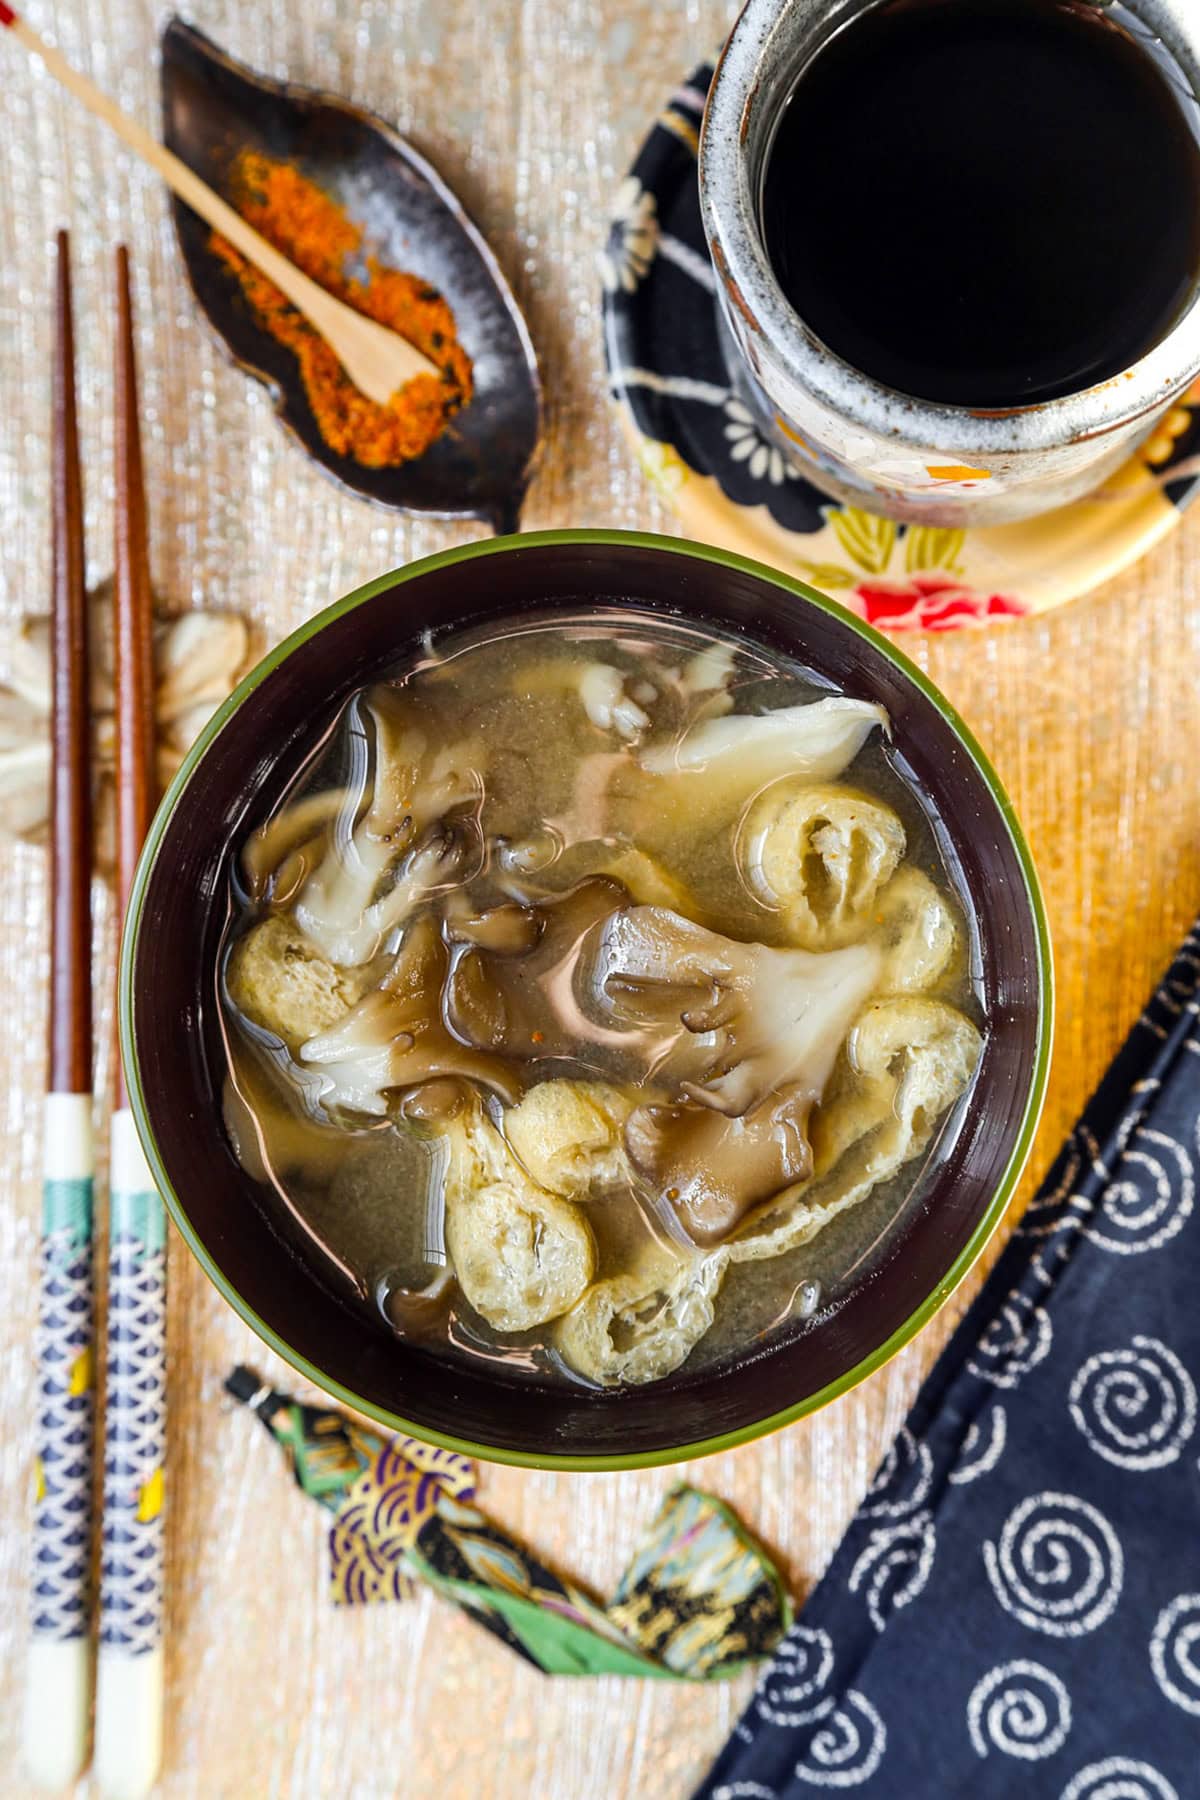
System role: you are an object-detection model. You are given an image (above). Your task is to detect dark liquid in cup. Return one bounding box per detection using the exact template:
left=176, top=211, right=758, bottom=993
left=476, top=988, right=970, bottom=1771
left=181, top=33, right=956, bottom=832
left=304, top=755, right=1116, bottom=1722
left=760, top=0, right=1200, bottom=408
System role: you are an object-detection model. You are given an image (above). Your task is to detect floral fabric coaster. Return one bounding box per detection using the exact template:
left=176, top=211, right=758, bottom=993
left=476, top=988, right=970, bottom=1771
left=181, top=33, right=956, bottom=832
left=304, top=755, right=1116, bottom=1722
left=603, top=62, right=1200, bottom=630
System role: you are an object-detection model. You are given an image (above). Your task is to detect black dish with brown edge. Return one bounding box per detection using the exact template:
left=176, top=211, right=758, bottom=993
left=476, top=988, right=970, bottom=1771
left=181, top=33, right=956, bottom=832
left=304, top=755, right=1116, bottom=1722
left=161, top=17, right=541, bottom=532
left=120, top=532, right=1052, bottom=1469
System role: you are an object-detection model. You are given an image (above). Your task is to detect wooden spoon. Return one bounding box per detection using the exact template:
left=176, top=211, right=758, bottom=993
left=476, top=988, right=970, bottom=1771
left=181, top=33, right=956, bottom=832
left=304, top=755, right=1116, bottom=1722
left=161, top=20, right=542, bottom=530
left=0, top=5, right=437, bottom=402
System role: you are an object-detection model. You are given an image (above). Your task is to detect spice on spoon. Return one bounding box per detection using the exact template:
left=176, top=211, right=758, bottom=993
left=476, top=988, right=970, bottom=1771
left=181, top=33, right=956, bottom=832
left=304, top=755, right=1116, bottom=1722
left=210, top=152, right=473, bottom=467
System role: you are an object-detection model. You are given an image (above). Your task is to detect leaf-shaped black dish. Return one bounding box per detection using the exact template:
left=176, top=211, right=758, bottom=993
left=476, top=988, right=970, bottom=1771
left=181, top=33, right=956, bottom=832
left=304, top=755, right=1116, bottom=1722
left=160, top=17, right=541, bottom=531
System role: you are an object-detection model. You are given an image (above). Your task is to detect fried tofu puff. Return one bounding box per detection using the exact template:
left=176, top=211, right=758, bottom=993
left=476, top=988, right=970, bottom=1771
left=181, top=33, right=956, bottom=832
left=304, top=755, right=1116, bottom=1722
left=442, top=1105, right=595, bottom=1333
left=503, top=1080, right=635, bottom=1199
left=479, top=1076, right=729, bottom=1383
left=743, top=783, right=906, bottom=950
left=872, top=867, right=959, bottom=995
left=224, top=915, right=375, bottom=1050
left=554, top=1241, right=729, bottom=1387
left=731, top=997, right=982, bottom=1264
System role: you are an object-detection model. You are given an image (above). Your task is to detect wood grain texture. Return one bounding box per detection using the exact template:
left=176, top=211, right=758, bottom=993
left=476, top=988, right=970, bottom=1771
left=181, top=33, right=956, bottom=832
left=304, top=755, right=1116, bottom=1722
left=2, top=3, right=1200, bottom=1797
left=112, top=243, right=155, bottom=1112
left=48, top=228, right=92, bottom=1096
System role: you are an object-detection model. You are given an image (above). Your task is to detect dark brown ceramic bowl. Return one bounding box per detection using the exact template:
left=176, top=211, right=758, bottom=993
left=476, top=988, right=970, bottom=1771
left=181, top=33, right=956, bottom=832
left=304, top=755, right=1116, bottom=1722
left=121, top=531, right=1052, bottom=1469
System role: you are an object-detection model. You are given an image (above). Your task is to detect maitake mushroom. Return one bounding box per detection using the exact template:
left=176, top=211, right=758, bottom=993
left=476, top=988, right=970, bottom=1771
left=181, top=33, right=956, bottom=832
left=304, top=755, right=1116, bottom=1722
left=299, top=913, right=522, bottom=1116
left=623, top=696, right=892, bottom=858
left=0, top=584, right=251, bottom=865
left=639, top=695, right=888, bottom=790
left=290, top=689, right=485, bottom=967
left=589, top=906, right=881, bottom=1112
left=445, top=876, right=629, bottom=1062
left=577, top=663, right=651, bottom=742
left=586, top=904, right=881, bottom=1243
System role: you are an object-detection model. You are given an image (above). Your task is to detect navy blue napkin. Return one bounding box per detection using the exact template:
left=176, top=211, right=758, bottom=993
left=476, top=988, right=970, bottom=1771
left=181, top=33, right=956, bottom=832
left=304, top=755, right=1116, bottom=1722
left=698, top=929, right=1200, bottom=1800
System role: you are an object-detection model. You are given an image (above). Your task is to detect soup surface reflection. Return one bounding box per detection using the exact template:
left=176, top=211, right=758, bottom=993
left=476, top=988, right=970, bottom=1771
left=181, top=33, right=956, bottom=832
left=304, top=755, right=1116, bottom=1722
left=220, top=611, right=984, bottom=1386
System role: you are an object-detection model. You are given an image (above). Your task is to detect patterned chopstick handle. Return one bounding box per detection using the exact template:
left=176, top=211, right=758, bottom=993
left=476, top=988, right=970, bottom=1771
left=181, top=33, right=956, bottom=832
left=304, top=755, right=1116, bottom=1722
left=94, top=1108, right=165, bottom=1800
left=23, top=1091, right=95, bottom=1789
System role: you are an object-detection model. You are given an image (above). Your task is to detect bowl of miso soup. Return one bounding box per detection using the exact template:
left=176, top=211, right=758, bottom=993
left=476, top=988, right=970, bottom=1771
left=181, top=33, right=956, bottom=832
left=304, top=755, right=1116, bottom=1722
left=121, top=531, right=1051, bottom=1468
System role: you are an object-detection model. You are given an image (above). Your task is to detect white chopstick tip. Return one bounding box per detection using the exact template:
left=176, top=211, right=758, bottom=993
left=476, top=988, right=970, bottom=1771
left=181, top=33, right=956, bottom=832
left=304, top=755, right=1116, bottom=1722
left=94, top=1645, right=163, bottom=1800
left=110, top=1105, right=154, bottom=1195
left=43, top=1090, right=93, bottom=1181
left=23, top=1635, right=91, bottom=1789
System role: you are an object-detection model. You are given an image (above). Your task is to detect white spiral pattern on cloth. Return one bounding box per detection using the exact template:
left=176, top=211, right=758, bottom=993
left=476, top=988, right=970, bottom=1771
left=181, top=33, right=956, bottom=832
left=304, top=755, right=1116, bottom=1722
left=1022, top=1130, right=1091, bottom=1220
left=1149, top=1594, right=1200, bottom=1716
left=1015, top=1126, right=1102, bottom=1285
left=1140, top=946, right=1200, bottom=1038
left=847, top=1511, right=936, bottom=1632
left=967, top=1659, right=1072, bottom=1760
left=1012, top=1126, right=1099, bottom=1287
left=1082, top=1127, right=1193, bottom=1254
left=949, top=1406, right=1008, bottom=1485
left=859, top=1427, right=931, bottom=1519
left=792, top=1693, right=887, bottom=1789
left=1024, top=1210, right=1089, bottom=1289
left=714, top=1786, right=778, bottom=1800
left=967, top=1289, right=1053, bottom=1389
left=983, top=1492, right=1123, bottom=1637
left=754, top=1626, right=835, bottom=1727
left=751, top=1625, right=886, bottom=1786
left=1060, top=1757, right=1179, bottom=1799
left=1068, top=1337, right=1197, bottom=1469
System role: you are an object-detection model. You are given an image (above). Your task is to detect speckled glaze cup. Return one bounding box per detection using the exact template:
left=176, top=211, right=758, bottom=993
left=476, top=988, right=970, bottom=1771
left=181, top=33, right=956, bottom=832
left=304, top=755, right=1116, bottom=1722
left=121, top=533, right=1051, bottom=1470
left=700, top=0, right=1200, bottom=526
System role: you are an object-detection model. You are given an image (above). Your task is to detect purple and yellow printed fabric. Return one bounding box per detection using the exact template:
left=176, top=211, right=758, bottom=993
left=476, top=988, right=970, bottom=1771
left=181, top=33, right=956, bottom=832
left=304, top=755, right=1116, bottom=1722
left=227, top=1368, right=790, bottom=1679
left=329, top=1436, right=476, bottom=1605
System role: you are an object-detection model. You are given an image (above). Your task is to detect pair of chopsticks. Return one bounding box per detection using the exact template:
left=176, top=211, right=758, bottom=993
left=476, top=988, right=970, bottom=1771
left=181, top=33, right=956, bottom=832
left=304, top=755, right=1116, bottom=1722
left=23, top=232, right=165, bottom=1800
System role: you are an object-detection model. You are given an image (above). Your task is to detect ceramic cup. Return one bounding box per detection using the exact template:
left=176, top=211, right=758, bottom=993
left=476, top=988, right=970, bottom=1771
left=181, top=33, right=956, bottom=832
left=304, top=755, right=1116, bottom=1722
left=699, top=0, right=1200, bottom=526
left=121, top=532, right=1051, bottom=1469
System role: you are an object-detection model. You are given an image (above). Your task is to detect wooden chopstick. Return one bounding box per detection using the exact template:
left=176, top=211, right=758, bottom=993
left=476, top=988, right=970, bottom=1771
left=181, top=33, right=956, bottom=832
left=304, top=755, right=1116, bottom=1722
left=112, top=246, right=156, bottom=1004
left=93, top=246, right=166, bottom=1800
left=23, top=229, right=97, bottom=1793
left=49, top=233, right=93, bottom=1099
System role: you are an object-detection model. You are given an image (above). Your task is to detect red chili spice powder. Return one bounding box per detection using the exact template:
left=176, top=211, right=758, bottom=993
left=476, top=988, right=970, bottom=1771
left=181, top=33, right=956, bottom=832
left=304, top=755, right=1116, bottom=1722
left=211, top=152, right=473, bottom=467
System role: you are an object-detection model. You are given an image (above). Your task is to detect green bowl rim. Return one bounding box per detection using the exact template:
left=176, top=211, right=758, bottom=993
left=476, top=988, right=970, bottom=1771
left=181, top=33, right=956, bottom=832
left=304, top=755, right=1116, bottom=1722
left=120, top=527, right=1054, bottom=1471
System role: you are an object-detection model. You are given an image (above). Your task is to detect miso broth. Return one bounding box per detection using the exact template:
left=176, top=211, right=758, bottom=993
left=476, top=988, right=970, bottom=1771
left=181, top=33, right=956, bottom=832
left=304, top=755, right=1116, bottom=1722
left=219, top=611, right=984, bottom=1387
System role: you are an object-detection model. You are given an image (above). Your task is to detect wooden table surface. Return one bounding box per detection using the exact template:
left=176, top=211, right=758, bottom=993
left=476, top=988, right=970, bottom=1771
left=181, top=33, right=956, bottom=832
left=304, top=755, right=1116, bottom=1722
left=3, top=2, right=1199, bottom=1795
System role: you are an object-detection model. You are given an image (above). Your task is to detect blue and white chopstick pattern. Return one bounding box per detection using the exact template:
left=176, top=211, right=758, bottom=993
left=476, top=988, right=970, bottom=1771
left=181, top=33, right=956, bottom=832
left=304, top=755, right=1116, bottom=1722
left=31, top=1094, right=95, bottom=1639
left=94, top=1107, right=165, bottom=1799
left=24, top=1091, right=95, bottom=1789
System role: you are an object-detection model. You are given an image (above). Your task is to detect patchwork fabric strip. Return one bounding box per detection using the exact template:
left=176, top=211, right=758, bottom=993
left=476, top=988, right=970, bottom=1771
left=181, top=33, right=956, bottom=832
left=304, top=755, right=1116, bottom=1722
left=227, top=1368, right=790, bottom=1679
left=697, top=925, right=1200, bottom=1798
